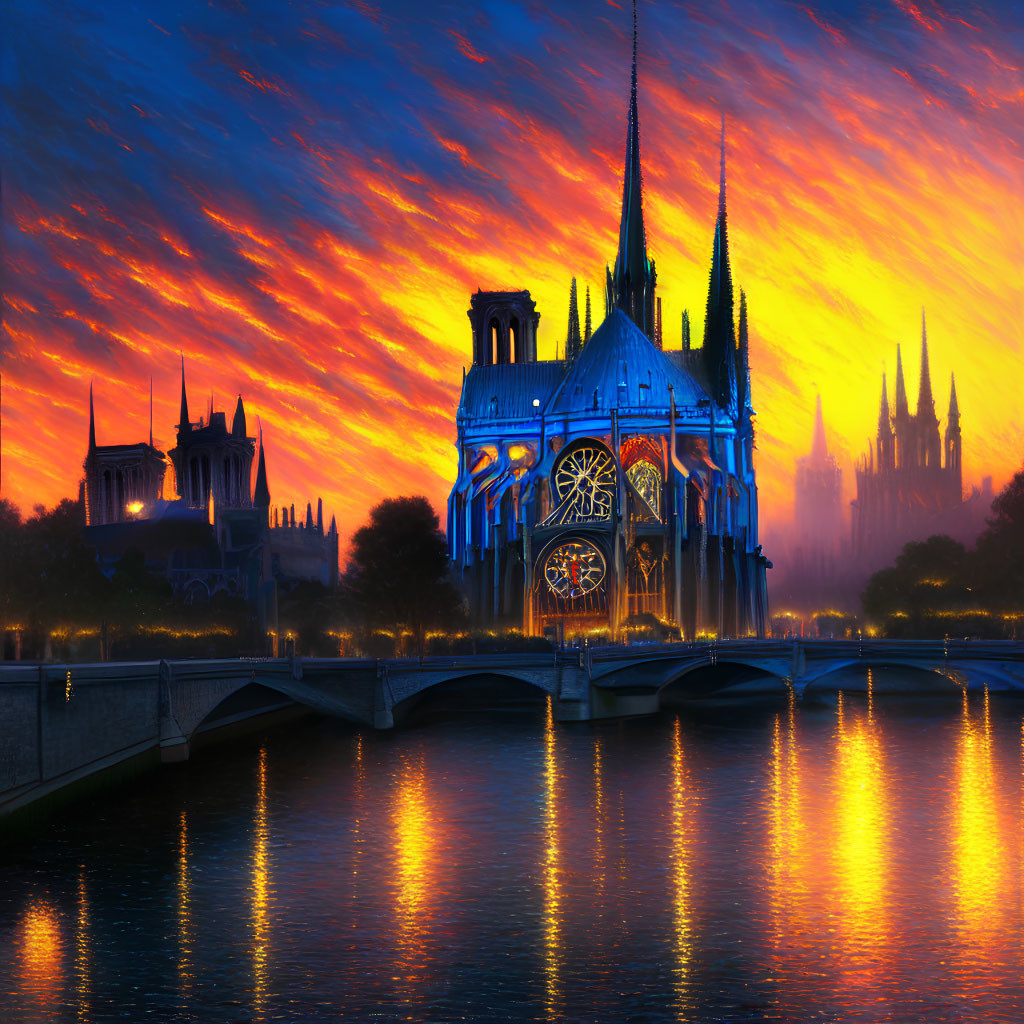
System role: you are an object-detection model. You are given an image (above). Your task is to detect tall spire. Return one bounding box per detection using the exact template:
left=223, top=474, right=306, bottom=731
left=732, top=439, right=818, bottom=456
left=735, top=289, right=750, bottom=414
left=610, top=0, right=656, bottom=337
left=178, top=355, right=190, bottom=435
left=894, top=344, right=909, bottom=419
left=148, top=377, right=153, bottom=448
left=682, top=309, right=691, bottom=351
left=811, top=394, right=828, bottom=461
left=584, top=285, right=592, bottom=341
left=702, top=111, right=736, bottom=410
left=566, top=278, right=582, bottom=361
left=253, top=420, right=270, bottom=509
left=232, top=394, right=247, bottom=437
left=917, top=308, right=936, bottom=422
left=947, top=372, right=960, bottom=422
left=878, top=372, right=893, bottom=434
left=88, top=381, right=97, bottom=452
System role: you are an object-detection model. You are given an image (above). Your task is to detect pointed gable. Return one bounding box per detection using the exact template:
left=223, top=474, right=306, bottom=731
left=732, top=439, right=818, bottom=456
left=546, top=309, right=707, bottom=415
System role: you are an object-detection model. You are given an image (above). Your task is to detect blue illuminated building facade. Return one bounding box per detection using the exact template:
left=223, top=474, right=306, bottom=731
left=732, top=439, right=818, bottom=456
left=448, top=12, right=771, bottom=639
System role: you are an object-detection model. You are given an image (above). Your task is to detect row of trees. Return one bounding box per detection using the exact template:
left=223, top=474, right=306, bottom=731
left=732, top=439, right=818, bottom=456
left=0, top=498, right=258, bottom=660
left=0, top=494, right=482, bottom=661
left=862, top=469, right=1024, bottom=637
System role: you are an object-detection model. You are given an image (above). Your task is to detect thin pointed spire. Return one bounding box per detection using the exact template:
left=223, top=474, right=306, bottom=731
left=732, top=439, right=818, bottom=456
left=566, top=277, right=582, bottom=361
left=682, top=309, right=691, bottom=351
left=917, top=307, right=936, bottom=421
left=178, top=355, right=190, bottom=435
left=811, top=394, right=828, bottom=461
left=948, top=371, right=960, bottom=421
left=878, top=372, right=893, bottom=434
left=719, top=111, right=727, bottom=215
left=584, top=286, right=592, bottom=342
left=88, top=381, right=97, bottom=452
left=305, top=502, right=313, bottom=530
left=232, top=393, right=246, bottom=437
left=610, top=0, right=655, bottom=336
left=702, top=110, right=736, bottom=410
left=316, top=497, right=323, bottom=535
left=253, top=419, right=270, bottom=508
left=736, top=289, right=750, bottom=413
left=894, top=344, right=909, bottom=419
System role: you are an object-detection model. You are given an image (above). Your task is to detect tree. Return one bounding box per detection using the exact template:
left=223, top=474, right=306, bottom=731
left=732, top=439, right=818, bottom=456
left=974, top=469, right=1024, bottom=610
left=861, top=534, right=971, bottom=636
left=344, top=496, right=464, bottom=652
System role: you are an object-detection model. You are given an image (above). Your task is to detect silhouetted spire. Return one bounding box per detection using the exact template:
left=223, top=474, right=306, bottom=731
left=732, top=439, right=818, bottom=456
left=894, top=345, right=909, bottom=420
left=305, top=502, right=313, bottom=530
left=917, top=308, right=937, bottom=422
left=702, top=113, right=736, bottom=410
left=736, top=289, right=751, bottom=414
left=316, top=497, right=323, bottom=535
left=178, top=356, right=190, bottom=434
left=682, top=309, right=691, bottom=351
left=566, top=278, right=582, bottom=361
left=947, top=372, right=960, bottom=423
left=811, top=394, right=828, bottom=461
left=232, top=394, right=247, bottom=437
left=878, top=373, right=893, bottom=436
left=329, top=514, right=337, bottom=536
left=584, top=286, right=592, bottom=341
left=88, top=382, right=97, bottom=452
left=149, top=377, right=153, bottom=448
left=253, top=423, right=270, bottom=508
left=609, top=0, right=656, bottom=336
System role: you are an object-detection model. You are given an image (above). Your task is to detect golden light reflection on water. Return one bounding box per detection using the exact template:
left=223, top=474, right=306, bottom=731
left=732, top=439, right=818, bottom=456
left=177, top=810, right=193, bottom=994
left=392, top=745, right=435, bottom=992
left=833, top=683, right=889, bottom=986
left=669, top=718, right=694, bottom=1019
left=542, top=696, right=562, bottom=1020
left=18, top=898, right=62, bottom=1010
left=251, top=745, right=270, bottom=1021
left=75, top=870, right=89, bottom=1023
left=767, top=687, right=807, bottom=947
left=951, top=687, right=1006, bottom=952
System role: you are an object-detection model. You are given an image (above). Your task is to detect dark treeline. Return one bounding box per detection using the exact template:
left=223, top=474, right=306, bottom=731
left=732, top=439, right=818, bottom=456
left=0, top=494, right=543, bottom=662
left=862, top=468, right=1024, bottom=638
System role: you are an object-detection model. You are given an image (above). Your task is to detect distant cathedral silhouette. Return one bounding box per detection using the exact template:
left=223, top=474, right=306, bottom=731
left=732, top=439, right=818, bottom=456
left=447, top=2, right=770, bottom=640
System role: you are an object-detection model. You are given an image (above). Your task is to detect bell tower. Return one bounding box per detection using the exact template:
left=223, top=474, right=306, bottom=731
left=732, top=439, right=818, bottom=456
left=468, top=290, right=539, bottom=366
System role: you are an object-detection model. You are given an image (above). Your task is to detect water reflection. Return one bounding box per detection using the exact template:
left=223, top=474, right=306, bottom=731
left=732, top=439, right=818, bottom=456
left=951, top=688, right=1006, bottom=959
left=75, top=870, right=89, bottom=1023
left=833, top=682, right=889, bottom=990
left=251, top=745, right=270, bottom=1021
left=177, top=810, right=193, bottom=994
left=593, top=733, right=606, bottom=900
left=542, top=696, right=562, bottom=1019
left=392, top=745, right=434, bottom=992
left=669, top=718, right=694, bottom=1018
left=18, top=898, right=62, bottom=1012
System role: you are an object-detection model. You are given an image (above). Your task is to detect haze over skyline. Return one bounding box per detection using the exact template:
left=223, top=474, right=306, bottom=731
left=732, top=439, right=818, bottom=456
left=3, top=0, right=1021, bottom=549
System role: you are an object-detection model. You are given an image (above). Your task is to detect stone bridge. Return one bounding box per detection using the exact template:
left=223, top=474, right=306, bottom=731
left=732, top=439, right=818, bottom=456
left=3, top=639, right=1024, bottom=815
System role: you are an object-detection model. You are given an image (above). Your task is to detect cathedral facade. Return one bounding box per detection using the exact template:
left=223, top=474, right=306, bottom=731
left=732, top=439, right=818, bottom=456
left=447, top=15, right=770, bottom=640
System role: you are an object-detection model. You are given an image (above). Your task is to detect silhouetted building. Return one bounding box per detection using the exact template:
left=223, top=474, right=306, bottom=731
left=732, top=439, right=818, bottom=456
left=447, top=9, right=770, bottom=639
left=81, top=370, right=338, bottom=630
left=83, top=384, right=165, bottom=526
left=852, top=312, right=990, bottom=570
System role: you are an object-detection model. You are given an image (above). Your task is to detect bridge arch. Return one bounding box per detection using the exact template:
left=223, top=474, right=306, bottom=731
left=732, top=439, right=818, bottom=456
left=390, top=670, right=552, bottom=726
left=800, top=660, right=963, bottom=696
left=657, top=660, right=790, bottom=702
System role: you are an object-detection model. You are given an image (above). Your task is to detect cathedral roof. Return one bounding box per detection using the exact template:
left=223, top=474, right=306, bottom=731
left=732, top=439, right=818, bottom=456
left=546, top=309, right=708, bottom=415
left=460, top=361, right=566, bottom=421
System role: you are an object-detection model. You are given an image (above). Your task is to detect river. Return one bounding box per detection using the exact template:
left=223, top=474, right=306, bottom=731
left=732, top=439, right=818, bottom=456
left=2, top=677, right=1023, bottom=1022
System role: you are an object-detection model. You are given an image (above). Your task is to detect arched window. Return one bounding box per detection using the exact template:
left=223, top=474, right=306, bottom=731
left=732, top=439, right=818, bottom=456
left=509, top=317, right=520, bottom=364
left=489, top=319, right=500, bottom=365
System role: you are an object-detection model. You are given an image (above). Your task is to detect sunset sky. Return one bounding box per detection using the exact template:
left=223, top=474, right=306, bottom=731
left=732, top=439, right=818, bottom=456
left=2, top=0, right=1021, bottom=553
